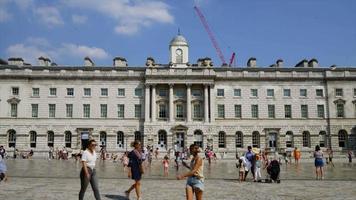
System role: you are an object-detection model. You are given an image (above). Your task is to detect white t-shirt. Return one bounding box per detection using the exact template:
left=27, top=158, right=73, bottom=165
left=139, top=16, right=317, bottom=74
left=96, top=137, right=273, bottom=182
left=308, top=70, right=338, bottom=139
left=81, top=150, right=97, bottom=169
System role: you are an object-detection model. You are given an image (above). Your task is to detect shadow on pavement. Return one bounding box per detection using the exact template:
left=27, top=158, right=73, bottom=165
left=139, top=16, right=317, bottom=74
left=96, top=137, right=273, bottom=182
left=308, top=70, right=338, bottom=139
left=104, top=194, right=127, bottom=200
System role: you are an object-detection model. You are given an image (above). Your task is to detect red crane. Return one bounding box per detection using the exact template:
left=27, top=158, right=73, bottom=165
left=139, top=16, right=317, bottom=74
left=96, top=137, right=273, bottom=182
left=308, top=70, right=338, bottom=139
left=194, top=6, right=235, bottom=66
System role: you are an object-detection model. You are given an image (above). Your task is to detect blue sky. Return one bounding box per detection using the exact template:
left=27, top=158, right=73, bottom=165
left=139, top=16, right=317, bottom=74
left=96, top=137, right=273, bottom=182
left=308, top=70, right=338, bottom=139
left=1, top=0, right=355, bottom=67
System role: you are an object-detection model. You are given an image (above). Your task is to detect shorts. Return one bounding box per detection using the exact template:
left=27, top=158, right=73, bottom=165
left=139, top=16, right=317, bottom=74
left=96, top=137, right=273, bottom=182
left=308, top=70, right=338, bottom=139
left=186, top=176, right=204, bottom=191
left=315, top=158, right=324, bottom=167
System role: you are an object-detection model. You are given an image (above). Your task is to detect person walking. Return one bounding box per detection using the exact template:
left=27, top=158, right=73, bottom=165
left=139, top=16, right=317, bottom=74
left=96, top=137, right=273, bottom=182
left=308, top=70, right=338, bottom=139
left=327, top=148, right=334, bottom=167
left=79, top=139, right=101, bottom=200
left=177, top=144, right=204, bottom=200
left=293, top=147, right=301, bottom=164
left=348, top=150, right=353, bottom=163
left=0, top=156, right=8, bottom=183
left=244, top=146, right=255, bottom=181
left=314, top=145, right=324, bottom=180
left=125, top=141, right=144, bottom=200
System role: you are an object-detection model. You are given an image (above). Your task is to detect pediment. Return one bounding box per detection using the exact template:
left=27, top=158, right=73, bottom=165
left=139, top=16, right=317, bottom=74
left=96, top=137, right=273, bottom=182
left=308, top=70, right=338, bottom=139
left=174, top=99, right=186, bottom=103
left=7, top=97, right=21, bottom=104
left=171, top=124, right=188, bottom=131
left=333, top=99, right=346, bottom=104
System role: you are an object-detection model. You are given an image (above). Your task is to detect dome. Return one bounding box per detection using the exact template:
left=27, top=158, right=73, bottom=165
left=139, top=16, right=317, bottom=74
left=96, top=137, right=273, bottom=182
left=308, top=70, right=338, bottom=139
left=170, top=34, right=188, bottom=46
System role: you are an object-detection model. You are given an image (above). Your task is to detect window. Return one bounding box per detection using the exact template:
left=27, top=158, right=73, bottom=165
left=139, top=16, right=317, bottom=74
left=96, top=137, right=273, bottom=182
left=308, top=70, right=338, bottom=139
left=302, top=131, right=310, bottom=147
left=32, top=88, right=40, bottom=97
left=159, top=89, right=167, bottom=97
left=217, top=104, right=225, bottom=118
left=175, top=89, right=184, bottom=97
left=252, top=131, right=260, bottom=148
left=158, top=130, right=167, bottom=148
left=267, top=89, right=274, bottom=97
left=194, top=130, right=203, bottom=148
left=47, top=131, right=54, bottom=147
left=338, top=130, right=348, bottom=148
left=193, top=104, right=202, bottom=118
left=67, top=88, right=74, bottom=96
left=300, top=89, right=307, bottom=97
left=118, top=88, right=125, bottom=96
left=159, top=104, right=167, bottom=118
left=135, top=88, right=143, bottom=97
left=49, top=88, right=57, bottom=96
left=192, top=89, right=201, bottom=97
left=117, top=104, right=124, bottom=118
left=84, top=88, right=91, bottom=96
left=283, top=89, right=291, bottom=97
left=65, top=131, right=72, bottom=148
left=268, top=105, right=275, bottom=118
left=317, top=105, right=325, bottom=118
left=217, top=89, right=224, bottom=97
left=30, top=131, right=37, bottom=148
left=285, top=105, right=292, bottom=118
left=234, top=89, right=241, bottom=97
left=83, top=104, right=90, bottom=118
left=49, top=104, right=56, bottom=118
left=134, top=131, right=142, bottom=143
left=285, top=131, right=293, bottom=148
left=66, top=104, right=73, bottom=118
left=251, top=105, right=258, bottom=118
left=235, top=131, right=243, bottom=148
left=176, top=48, right=183, bottom=63
left=319, top=131, right=326, bottom=148
left=301, top=105, right=308, bottom=118
left=117, top=131, right=124, bottom=149
left=101, top=88, right=108, bottom=96
left=135, top=104, right=142, bottom=118
left=12, top=87, right=19, bottom=95
left=31, top=104, right=38, bottom=118
left=251, top=89, right=258, bottom=97
left=8, top=130, right=16, bottom=148
left=176, top=104, right=184, bottom=118
left=354, top=88, right=356, bottom=96
left=316, top=89, right=324, bottom=97
left=234, top=105, right=241, bottom=118
left=11, top=104, right=17, bottom=117
left=336, top=104, right=344, bottom=117
left=101, top=104, right=107, bottom=118
left=335, top=88, right=343, bottom=97
left=218, top=131, right=226, bottom=148
left=100, top=132, right=107, bottom=146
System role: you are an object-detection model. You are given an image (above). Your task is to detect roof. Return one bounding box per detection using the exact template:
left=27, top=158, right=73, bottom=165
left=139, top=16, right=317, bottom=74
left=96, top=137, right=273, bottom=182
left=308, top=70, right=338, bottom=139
left=170, top=34, right=188, bottom=46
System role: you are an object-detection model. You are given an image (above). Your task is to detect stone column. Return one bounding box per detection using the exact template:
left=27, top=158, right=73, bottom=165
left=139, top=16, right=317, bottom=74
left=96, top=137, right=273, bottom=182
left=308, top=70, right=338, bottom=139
left=186, top=84, right=192, bottom=122
left=204, top=84, right=209, bottom=123
left=169, top=84, right=174, bottom=122
left=151, top=85, right=156, bottom=122
left=145, top=84, right=150, bottom=122
left=209, top=84, right=215, bottom=123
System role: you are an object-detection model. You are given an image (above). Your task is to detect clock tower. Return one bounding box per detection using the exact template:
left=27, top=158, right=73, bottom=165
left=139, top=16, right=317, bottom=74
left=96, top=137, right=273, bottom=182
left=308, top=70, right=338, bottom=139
left=169, top=32, right=189, bottom=66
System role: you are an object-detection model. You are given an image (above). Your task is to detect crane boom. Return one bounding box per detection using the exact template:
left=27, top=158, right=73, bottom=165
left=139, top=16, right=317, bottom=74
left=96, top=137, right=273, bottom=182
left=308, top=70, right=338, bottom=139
left=194, top=6, right=227, bottom=65
left=229, top=52, right=236, bottom=67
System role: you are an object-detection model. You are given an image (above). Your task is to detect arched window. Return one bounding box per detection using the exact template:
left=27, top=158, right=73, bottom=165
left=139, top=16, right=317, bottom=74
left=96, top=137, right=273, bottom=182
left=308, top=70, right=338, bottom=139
left=30, top=131, right=37, bottom=148
left=100, top=131, right=107, bottom=147
left=117, top=131, right=124, bottom=149
left=319, top=131, right=327, bottom=148
left=338, top=130, right=348, bottom=148
left=47, top=131, right=54, bottom=147
left=252, top=131, right=260, bottom=148
left=235, top=131, right=243, bottom=148
left=65, top=131, right=72, bottom=148
left=158, top=130, right=167, bottom=149
left=134, top=131, right=143, bottom=144
left=194, top=130, right=203, bottom=148
left=218, top=131, right=226, bottom=148
left=8, top=129, right=16, bottom=148
left=285, top=131, right=294, bottom=148
left=176, top=48, right=183, bottom=63
left=302, top=131, right=311, bottom=148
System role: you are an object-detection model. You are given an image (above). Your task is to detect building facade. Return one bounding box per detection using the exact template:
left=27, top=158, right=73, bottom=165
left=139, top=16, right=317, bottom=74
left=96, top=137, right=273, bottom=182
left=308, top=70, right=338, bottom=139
left=0, top=34, right=356, bottom=157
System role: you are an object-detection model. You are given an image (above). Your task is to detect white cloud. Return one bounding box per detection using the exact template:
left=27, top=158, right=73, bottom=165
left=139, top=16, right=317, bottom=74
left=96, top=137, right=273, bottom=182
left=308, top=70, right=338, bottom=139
left=34, top=6, right=64, bottom=27
left=72, top=14, right=87, bottom=24
left=6, top=38, right=110, bottom=65
left=65, top=0, right=174, bottom=35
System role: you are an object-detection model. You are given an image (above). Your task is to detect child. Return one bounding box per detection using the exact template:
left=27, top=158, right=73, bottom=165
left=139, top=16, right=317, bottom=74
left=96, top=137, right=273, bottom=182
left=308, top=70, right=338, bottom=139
left=238, top=159, right=245, bottom=182
left=162, top=155, right=169, bottom=177
left=121, top=152, right=129, bottom=171
left=254, top=154, right=262, bottom=182
left=154, top=148, right=159, bottom=159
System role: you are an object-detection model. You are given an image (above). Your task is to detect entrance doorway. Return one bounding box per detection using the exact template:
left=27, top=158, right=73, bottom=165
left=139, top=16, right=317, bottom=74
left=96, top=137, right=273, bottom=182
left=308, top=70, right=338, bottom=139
left=268, top=132, right=277, bottom=151
left=81, top=131, right=90, bottom=150
left=175, top=132, right=185, bottom=152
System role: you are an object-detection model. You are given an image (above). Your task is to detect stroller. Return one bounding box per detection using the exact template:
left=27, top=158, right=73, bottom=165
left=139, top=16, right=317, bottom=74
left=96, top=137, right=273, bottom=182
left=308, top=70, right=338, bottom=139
left=266, top=159, right=280, bottom=183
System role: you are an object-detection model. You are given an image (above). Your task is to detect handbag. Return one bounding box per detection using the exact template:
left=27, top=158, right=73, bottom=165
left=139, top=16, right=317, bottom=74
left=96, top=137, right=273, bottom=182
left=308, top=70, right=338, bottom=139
left=133, top=149, right=144, bottom=174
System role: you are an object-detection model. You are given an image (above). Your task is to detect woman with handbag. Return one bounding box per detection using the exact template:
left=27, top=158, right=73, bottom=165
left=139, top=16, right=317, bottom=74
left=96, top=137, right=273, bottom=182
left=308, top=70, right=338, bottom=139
left=125, top=140, right=144, bottom=200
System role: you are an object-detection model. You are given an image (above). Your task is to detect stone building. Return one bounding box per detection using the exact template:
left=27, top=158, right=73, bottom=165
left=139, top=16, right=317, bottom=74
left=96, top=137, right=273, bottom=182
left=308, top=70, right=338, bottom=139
left=0, top=34, right=356, bottom=157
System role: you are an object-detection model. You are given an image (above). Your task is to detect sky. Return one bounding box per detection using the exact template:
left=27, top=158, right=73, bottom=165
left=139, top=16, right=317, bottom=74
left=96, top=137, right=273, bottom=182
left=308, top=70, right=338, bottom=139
left=0, top=0, right=356, bottom=67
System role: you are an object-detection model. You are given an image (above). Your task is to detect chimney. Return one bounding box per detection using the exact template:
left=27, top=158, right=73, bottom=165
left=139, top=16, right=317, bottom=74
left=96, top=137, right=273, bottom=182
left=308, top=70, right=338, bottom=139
left=145, top=57, right=155, bottom=67
left=247, top=57, right=257, bottom=67
left=113, top=57, right=127, bottom=67
left=38, top=56, right=51, bottom=66
left=84, top=57, right=95, bottom=67
left=8, top=57, right=24, bottom=66
left=308, top=58, right=318, bottom=68
left=202, top=57, right=213, bottom=67
left=269, top=64, right=277, bottom=68
left=197, top=58, right=203, bottom=67
left=295, top=59, right=308, bottom=68
left=276, top=59, right=283, bottom=67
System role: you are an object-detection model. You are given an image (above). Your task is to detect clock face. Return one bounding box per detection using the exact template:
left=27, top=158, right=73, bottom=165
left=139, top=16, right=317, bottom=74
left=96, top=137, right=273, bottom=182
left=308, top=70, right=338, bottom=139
left=176, top=49, right=182, bottom=56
